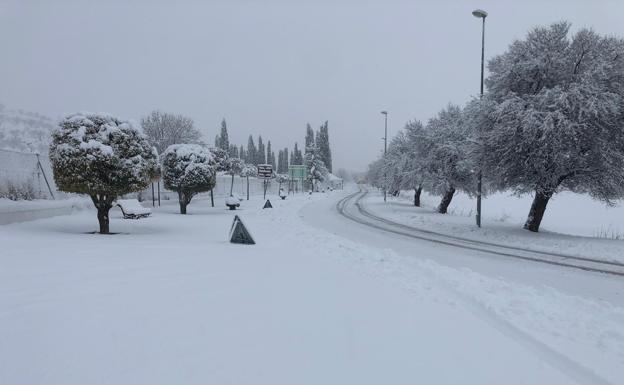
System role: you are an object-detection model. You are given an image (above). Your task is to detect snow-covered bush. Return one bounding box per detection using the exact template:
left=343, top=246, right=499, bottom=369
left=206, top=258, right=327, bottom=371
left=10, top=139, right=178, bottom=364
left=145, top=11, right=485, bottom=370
left=161, top=144, right=216, bottom=214
left=49, top=112, right=158, bottom=234
left=477, top=22, right=624, bottom=231
left=0, top=180, right=37, bottom=201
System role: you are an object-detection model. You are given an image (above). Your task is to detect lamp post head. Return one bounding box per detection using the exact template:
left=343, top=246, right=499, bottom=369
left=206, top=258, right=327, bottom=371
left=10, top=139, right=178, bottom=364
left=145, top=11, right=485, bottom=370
left=472, top=9, right=487, bottom=18
left=380, top=110, right=387, bottom=115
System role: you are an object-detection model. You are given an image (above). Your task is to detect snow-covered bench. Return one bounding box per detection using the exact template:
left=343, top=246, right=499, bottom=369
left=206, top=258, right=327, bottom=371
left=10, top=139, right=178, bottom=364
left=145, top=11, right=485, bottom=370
left=225, top=195, right=241, bottom=210
left=116, top=199, right=152, bottom=219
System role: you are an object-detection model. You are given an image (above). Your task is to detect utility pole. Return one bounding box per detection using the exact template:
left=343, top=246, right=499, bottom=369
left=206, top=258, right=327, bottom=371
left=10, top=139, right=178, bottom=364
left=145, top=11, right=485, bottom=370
left=472, top=9, right=487, bottom=228
left=381, top=110, right=388, bottom=202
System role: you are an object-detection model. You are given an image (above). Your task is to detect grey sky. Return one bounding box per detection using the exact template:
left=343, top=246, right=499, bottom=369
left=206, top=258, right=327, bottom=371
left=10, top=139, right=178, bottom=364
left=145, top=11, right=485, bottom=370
left=1, top=0, right=623, bottom=171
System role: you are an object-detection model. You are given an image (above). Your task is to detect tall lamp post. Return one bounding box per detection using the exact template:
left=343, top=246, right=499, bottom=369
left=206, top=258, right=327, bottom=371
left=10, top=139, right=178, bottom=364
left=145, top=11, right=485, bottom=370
left=381, top=110, right=388, bottom=202
left=472, top=8, right=487, bottom=228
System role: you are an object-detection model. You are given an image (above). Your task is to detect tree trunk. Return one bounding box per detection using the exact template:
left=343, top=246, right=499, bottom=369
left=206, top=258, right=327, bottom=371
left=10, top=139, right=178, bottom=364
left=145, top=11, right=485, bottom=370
left=178, top=191, right=192, bottom=214
left=97, top=205, right=111, bottom=234
left=230, top=174, right=234, bottom=196
left=414, top=186, right=422, bottom=207
left=210, top=188, right=214, bottom=207
left=91, top=194, right=113, bottom=234
left=437, top=187, right=455, bottom=214
left=246, top=176, right=249, bottom=200
left=523, top=190, right=552, bottom=232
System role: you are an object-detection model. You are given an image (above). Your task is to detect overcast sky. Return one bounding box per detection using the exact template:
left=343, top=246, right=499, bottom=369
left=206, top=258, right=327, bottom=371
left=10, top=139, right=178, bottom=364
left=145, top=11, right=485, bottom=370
left=1, top=0, right=623, bottom=171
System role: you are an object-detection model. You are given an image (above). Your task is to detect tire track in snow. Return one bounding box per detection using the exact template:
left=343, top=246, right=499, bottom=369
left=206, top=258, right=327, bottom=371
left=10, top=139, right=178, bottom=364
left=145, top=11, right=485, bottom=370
left=337, top=189, right=624, bottom=277
left=335, top=189, right=616, bottom=385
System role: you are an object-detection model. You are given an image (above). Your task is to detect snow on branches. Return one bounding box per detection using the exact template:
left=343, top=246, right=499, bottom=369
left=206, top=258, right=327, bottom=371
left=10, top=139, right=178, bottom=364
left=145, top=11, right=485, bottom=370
left=49, top=112, right=159, bottom=233
left=479, top=22, right=624, bottom=231
left=304, top=144, right=328, bottom=191
left=368, top=21, right=624, bottom=232
left=161, top=144, right=216, bottom=214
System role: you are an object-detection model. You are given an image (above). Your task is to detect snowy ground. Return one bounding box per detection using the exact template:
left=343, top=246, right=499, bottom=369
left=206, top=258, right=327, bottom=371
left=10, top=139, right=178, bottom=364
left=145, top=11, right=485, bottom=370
left=362, top=190, right=624, bottom=264
left=398, top=188, right=624, bottom=239
left=1, top=189, right=623, bottom=384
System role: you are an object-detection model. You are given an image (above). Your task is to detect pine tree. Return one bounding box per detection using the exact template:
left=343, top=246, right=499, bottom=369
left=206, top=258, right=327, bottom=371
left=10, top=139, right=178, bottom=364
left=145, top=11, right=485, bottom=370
left=219, top=119, right=229, bottom=151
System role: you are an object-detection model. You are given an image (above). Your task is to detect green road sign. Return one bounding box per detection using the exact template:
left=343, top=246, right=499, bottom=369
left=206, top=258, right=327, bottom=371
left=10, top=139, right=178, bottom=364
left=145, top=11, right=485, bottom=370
left=288, top=165, right=307, bottom=179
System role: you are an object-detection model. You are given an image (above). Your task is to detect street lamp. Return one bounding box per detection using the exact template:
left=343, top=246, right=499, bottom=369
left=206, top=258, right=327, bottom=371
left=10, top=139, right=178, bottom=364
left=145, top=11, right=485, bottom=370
left=472, top=8, right=487, bottom=228
left=381, top=110, right=388, bottom=202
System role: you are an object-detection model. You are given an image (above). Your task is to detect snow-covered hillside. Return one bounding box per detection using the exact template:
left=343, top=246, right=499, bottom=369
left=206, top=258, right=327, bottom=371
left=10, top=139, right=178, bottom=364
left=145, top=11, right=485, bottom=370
left=0, top=104, right=56, bottom=154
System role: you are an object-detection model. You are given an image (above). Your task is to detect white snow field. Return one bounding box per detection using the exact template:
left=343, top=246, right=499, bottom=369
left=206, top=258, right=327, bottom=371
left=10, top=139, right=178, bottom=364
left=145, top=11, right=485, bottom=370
left=1, top=189, right=623, bottom=385
left=361, top=189, right=624, bottom=265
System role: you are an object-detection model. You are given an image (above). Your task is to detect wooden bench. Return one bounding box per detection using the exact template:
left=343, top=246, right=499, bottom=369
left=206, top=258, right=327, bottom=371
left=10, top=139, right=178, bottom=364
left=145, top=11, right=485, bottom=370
left=116, top=199, right=152, bottom=219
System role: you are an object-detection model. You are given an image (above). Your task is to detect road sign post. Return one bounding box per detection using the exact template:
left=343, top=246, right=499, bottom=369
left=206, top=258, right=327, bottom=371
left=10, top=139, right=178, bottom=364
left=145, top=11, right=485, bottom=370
left=257, top=164, right=273, bottom=200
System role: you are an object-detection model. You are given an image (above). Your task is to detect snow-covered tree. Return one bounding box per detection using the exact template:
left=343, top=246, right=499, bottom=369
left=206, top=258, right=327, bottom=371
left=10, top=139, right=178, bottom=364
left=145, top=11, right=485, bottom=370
left=366, top=158, right=385, bottom=189
left=304, top=124, right=315, bottom=151
left=317, top=121, right=332, bottom=172
left=228, top=144, right=238, bottom=158
left=246, top=135, right=256, bottom=164
left=304, top=144, right=328, bottom=191
left=240, top=163, right=257, bottom=200
left=217, top=118, right=229, bottom=151
left=227, top=157, right=244, bottom=196
left=141, top=111, right=201, bottom=154
left=256, top=136, right=265, bottom=165
left=291, top=142, right=303, bottom=165
left=479, top=22, right=624, bottom=231
left=161, top=144, right=216, bottom=214
left=422, top=104, right=476, bottom=213
left=275, top=173, right=289, bottom=191
left=210, top=147, right=229, bottom=172
left=401, top=120, right=430, bottom=206
left=50, top=112, right=159, bottom=233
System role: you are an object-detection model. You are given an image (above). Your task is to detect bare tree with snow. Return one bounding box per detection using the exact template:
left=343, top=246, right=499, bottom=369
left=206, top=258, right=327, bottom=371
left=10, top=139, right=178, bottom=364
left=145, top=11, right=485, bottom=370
left=141, top=111, right=202, bottom=154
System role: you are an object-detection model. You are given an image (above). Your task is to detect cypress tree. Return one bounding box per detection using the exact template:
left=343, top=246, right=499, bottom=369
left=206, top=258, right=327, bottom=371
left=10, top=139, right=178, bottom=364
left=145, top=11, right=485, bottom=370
left=257, top=135, right=265, bottom=165
left=318, top=121, right=332, bottom=173
left=247, top=135, right=256, bottom=165
left=219, top=119, right=229, bottom=151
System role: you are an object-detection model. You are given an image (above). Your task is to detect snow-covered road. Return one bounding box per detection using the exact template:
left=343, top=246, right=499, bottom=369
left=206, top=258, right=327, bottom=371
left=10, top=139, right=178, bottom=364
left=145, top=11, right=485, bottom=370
left=1, top=190, right=622, bottom=384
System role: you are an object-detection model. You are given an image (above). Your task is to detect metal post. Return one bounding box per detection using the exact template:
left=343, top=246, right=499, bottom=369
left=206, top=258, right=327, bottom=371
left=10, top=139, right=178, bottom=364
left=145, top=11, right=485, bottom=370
left=472, top=9, right=487, bottom=228
left=151, top=182, right=155, bottom=207
left=381, top=111, right=388, bottom=202
left=157, top=180, right=161, bottom=206
left=36, top=154, right=55, bottom=199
